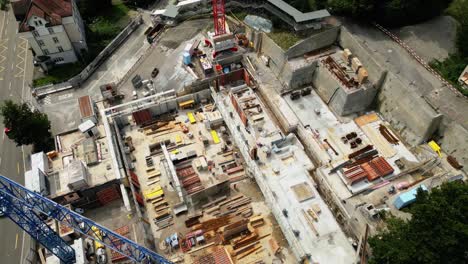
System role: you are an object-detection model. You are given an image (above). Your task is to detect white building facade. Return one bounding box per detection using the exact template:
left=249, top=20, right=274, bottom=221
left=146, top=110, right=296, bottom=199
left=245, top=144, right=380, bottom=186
left=18, top=0, right=87, bottom=67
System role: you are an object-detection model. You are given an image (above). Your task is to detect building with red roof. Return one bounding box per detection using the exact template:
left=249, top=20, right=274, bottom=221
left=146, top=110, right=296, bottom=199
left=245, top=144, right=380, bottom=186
left=12, top=0, right=87, bottom=68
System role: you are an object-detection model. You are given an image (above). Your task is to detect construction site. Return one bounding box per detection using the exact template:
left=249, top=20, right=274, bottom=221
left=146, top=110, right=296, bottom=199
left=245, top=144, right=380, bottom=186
left=1, top=0, right=467, bottom=264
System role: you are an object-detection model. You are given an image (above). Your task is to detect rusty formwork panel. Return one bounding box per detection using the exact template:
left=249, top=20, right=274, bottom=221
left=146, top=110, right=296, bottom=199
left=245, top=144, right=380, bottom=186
left=361, top=157, right=394, bottom=181
left=322, top=56, right=359, bottom=89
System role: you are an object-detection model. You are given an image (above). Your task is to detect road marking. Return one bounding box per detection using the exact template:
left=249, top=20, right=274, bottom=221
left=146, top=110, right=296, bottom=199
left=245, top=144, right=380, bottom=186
left=17, top=162, right=20, bottom=174
left=0, top=157, right=2, bottom=166
left=20, top=231, right=26, bottom=264
left=9, top=81, right=11, bottom=90
left=57, top=93, right=73, bottom=100
left=15, top=233, right=19, bottom=249
left=15, top=37, right=27, bottom=78
left=0, top=12, right=5, bottom=37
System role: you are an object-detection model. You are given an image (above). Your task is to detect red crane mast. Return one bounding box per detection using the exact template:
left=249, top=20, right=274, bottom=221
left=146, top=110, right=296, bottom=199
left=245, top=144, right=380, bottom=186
left=212, top=0, right=226, bottom=36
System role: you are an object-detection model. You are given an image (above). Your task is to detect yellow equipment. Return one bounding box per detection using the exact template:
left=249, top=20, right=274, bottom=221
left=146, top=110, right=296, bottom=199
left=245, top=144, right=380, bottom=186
left=428, top=140, right=442, bottom=157
left=187, top=112, right=196, bottom=124
left=211, top=130, right=220, bottom=144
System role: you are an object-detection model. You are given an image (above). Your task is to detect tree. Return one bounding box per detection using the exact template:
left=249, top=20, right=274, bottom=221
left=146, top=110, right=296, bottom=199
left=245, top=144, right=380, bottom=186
left=78, top=0, right=112, bottom=19
left=0, top=100, right=54, bottom=152
left=368, top=182, right=468, bottom=264
left=0, top=0, right=8, bottom=11
left=327, top=0, right=450, bottom=27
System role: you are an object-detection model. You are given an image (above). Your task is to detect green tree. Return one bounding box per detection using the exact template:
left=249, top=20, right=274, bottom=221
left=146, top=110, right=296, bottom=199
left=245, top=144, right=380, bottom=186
left=0, top=0, right=8, bottom=11
left=327, top=0, right=450, bottom=27
left=78, top=0, right=112, bottom=19
left=0, top=100, right=54, bottom=152
left=368, top=182, right=468, bottom=264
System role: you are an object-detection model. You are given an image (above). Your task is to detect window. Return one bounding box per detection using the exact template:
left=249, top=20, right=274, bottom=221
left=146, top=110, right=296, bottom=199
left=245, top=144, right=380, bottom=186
left=38, top=20, right=43, bottom=25
left=43, top=49, right=49, bottom=55
left=53, top=57, right=64, bottom=63
left=32, top=31, right=39, bottom=37
left=57, top=46, right=64, bottom=52
left=52, top=37, right=59, bottom=43
left=37, top=40, right=45, bottom=46
left=34, top=21, right=38, bottom=26
left=48, top=28, right=54, bottom=34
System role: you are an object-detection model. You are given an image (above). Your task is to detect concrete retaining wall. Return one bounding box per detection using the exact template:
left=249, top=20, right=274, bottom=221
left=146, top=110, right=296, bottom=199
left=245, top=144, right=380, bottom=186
left=332, top=85, right=378, bottom=116
left=261, top=33, right=287, bottom=78
left=312, top=63, right=341, bottom=103
left=376, top=72, right=443, bottom=146
left=311, top=63, right=377, bottom=116
left=338, top=26, right=442, bottom=145
left=286, top=26, right=339, bottom=59
left=440, top=123, right=468, bottom=174
left=260, top=33, right=321, bottom=90
left=287, top=61, right=317, bottom=90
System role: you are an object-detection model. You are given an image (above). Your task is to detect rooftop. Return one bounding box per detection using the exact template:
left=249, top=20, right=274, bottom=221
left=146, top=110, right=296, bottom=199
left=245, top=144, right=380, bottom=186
left=221, top=85, right=356, bottom=262
left=48, top=125, right=115, bottom=198
left=19, top=0, right=72, bottom=32
left=267, top=0, right=330, bottom=23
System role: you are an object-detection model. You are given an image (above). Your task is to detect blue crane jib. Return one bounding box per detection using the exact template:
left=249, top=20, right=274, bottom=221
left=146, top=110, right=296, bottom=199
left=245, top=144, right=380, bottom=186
left=0, top=175, right=172, bottom=264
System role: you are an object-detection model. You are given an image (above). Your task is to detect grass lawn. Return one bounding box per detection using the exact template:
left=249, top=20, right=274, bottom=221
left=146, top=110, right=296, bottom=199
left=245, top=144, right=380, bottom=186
left=33, top=63, right=84, bottom=87
left=268, top=30, right=304, bottom=50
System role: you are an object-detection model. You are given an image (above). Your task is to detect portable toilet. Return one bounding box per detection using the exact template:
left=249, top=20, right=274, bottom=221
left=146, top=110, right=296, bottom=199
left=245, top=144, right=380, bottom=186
left=183, top=52, right=191, bottom=65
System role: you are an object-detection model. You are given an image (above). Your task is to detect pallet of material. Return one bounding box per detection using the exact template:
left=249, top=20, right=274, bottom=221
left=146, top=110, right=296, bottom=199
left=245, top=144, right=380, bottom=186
left=154, top=209, right=171, bottom=220
left=250, top=216, right=265, bottom=228
left=237, top=245, right=263, bottom=260
left=205, top=205, right=220, bottom=214
left=182, top=176, right=201, bottom=187
left=307, top=209, right=319, bottom=221
left=232, top=232, right=259, bottom=249
left=185, top=215, right=202, bottom=228
left=227, top=197, right=252, bottom=210
left=311, top=203, right=321, bottom=214
left=229, top=172, right=246, bottom=183
left=218, top=194, right=244, bottom=207
left=186, top=185, right=204, bottom=194
left=202, top=195, right=227, bottom=209
left=155, top=205, right=169, bottom=212
left=233, top=241, right=260, bottom=256
left=150, top=197, right=164, bottom=205
left=226, top=166, right=244, bottom=175
left=198, top=215, right=230, bottom=231
left=147, top=179, right=160, bottom=186
left=153, top=200, right=168, bottom=209
left=302, top=209, right=319, bottom=236
left=147, top=170, right=161, bottom=179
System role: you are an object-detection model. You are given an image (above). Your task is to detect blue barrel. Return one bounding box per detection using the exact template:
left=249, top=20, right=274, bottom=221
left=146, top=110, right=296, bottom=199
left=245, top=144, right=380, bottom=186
left=183, top=52, right=191, bottom=65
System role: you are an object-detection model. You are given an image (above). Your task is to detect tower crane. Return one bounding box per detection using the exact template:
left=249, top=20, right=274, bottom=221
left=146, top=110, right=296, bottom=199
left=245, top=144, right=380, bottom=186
left=0, top=175, right=172, bottom=264
left=212, top=0, right=226, bottom=36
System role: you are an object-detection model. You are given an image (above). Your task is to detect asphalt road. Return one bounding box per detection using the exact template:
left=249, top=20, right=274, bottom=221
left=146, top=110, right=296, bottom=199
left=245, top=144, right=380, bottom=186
left=0, top=7, right=34, bottom=264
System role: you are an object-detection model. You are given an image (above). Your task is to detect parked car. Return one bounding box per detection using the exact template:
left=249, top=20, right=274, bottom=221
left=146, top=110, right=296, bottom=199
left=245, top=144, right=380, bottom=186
left=132, top=91, right=138, bottom=100
left=151, top=68, right=159, bottom=78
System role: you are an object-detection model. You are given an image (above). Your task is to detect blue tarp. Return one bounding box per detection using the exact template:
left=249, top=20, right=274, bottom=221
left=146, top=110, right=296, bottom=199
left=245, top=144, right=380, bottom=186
left=393, top=184, right=428, bottom=210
